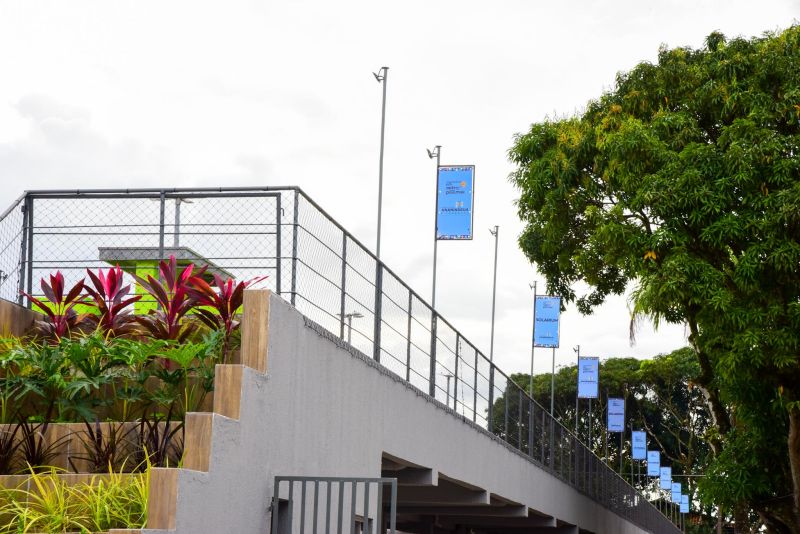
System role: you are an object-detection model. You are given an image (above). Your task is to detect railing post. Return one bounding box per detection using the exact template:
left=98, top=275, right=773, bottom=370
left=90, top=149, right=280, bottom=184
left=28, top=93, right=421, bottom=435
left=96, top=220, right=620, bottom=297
left=16, top=197, right=28, bottom=307
left=25, top=197, right=34, bottom=305
left=473, top=348, right=478, bottom=423
left=339, top=234, right=347, bottom=341
left=373, top=263, right=383, bottom=362
left=488, top=364, right=495, bottom=432
left=291, top=190, right=299, bottom=306
left=428, top=313, right=437, bottom=397
left=453, top=334, right=460, bottom=411
left=276, top=193, right=282, bottom=295
left=158, top=191, right=166, bottom=260
left=405, top=292, right=412, bottom=382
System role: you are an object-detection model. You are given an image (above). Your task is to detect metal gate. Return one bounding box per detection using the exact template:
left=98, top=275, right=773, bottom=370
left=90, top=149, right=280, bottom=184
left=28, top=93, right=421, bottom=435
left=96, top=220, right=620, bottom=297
left=271, top=477, right=397, bottom=534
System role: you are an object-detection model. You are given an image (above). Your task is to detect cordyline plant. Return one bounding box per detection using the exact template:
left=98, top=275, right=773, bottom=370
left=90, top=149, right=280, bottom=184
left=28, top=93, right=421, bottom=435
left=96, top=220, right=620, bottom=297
left=21, top=272, right=88, bottom=341
left=83, top=265, right=142, bottom=337
left=188, top=274, right=267, bottom=362
left=134, top=256, right=207, bottom=342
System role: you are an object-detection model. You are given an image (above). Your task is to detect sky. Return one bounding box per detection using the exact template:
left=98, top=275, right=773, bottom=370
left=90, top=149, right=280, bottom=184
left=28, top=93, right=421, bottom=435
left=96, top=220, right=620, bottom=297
left=0, top=0, right=797, bottom=377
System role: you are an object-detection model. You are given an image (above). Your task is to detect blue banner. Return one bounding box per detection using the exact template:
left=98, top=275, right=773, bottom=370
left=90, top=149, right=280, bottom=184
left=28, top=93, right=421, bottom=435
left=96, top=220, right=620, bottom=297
left=680, top=494, right=689, bottom=514
left=671, top=482, right=681, bottom=502
left=632, top=431, right=647, bottom=460
left=577, top=357, right=599, bottom=399
left=607, top=397, right=625, bottom=432
left=436, top=166, right=475, bottom=240
left=647, top=450, right=660, bottom=476
left=660, top=466, right=672, bottom=490
left=534, top=295, right=561, bottom=348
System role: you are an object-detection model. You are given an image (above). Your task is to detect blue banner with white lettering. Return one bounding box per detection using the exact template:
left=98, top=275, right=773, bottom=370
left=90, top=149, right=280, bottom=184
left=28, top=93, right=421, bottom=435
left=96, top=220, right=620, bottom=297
left=632, top=431, right=647, bottom=460
left=681, top=494, right=689, bottom=514
left=647, top=450, right=660, bottom=476
left=577, top=357, right=599, bottom=399
left=534, top=295, right=561, bottom=348
left=436, top=166, right=475, bottom=240
left=660, top=466, right=672, bottom=490
left=607, top=397, right=625, bottom=432
left=671, top=482, right=681, bottom=502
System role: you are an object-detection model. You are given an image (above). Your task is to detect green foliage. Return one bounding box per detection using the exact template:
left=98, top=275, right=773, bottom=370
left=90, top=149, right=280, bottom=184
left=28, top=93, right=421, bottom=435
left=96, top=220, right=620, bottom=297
left=0, top=467, right=148, bottom=533
left=509, top=26, right=800, bottom=530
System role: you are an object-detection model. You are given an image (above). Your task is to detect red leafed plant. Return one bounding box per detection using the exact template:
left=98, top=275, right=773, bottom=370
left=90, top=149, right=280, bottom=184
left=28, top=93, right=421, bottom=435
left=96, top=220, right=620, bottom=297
left=21, top=271, right=88, bottom=340
left=83, top=265, right=142, bottom=337
left=188, top=274, right=267, bottom=360
left=134, top=256, right=207, bottom=342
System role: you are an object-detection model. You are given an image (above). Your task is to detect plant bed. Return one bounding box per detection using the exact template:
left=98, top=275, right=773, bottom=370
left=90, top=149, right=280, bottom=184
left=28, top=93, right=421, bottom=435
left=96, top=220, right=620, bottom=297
left=0, top=256, right=264, bottom=476
left=0, top=468, right=148, bottom=533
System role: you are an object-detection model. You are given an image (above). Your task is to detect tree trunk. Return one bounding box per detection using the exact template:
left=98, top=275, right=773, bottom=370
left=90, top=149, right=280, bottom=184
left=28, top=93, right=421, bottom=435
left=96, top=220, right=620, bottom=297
left=788, top=408, right=800, bottom=532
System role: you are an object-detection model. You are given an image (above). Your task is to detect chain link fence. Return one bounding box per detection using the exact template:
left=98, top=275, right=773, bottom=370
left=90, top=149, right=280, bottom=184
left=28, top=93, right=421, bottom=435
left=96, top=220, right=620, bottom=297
left=0, top=187, right=681, bottom=533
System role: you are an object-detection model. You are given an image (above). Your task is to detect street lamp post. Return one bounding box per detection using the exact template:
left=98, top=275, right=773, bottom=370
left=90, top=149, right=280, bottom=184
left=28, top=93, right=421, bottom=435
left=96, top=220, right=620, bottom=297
left=489, top=226, right=499, bottom=362
left=373, top=67, right=388, bottom=259
left=427, top=145, right=441, bottom=308
left=343, top=311, right=364, bottom=344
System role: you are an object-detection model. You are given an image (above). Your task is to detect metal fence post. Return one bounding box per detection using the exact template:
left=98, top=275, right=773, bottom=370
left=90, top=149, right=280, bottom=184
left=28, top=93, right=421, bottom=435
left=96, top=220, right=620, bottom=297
left=291, top=190, right=299, bottom=306
left=339, top=234, right=347, bottom=340
left=488, top=364, right=495, bottom=432
left=373, top=263, right=383, bottom=362
left=405, top=292, right=412, bottom=382
left=276, top=193, right=282, bottom=295
left=25, top=197, right=34, bottom=304
left=158, top=191, right=166, bottom=260
left=453, top=334, right=460, bottom=411
left=473, top=349, right=478, bottom=423
left=428, top=313, right=437, bottom=397
left=16, top=197, right=29, bottom=306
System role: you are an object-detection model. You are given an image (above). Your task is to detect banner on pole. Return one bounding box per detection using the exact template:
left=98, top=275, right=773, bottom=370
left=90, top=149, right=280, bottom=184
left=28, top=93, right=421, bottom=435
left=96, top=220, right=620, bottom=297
left=671, top=482, right=681, bottom=502
left=607, top=397, right=625, bottom=432
left=436, top=166, right=475, bottom=240
left=577, top=356, right=599, bottom=399
left=681, top=494, right=689, bottom=514
left=647, top=450, right=660, bottom=476
left=533, top=295, right=561, bottom=348
left=632, top=430, right=647, bottom=460
left=660, top=466, right=672, bottom=490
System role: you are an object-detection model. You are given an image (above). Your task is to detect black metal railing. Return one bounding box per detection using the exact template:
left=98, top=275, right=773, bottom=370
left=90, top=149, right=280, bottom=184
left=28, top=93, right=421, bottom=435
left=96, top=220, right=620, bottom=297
left=0, top=187, right=681, bottom=533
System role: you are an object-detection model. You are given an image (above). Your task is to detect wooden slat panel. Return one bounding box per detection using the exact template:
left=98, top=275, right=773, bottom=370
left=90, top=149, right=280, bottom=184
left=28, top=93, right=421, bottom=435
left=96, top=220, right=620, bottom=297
left=182, top=412, right=212, bottom=472
left=0, top=298, right=39, bottom=337
left=241, top=289, right=270, bottom=373
left=147, top=467, right=178, bottom=530
left=213, top=364, right=243, bottom=420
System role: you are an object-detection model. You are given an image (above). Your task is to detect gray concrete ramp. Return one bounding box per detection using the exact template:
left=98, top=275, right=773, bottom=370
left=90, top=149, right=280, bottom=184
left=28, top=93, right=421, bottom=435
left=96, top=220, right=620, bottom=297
left=146, top=293, right=675, bottom=534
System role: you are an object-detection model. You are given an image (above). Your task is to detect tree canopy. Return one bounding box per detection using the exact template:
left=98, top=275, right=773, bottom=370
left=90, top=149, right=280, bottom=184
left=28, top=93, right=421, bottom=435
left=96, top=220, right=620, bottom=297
left=509, top=26, right=800, bottom=533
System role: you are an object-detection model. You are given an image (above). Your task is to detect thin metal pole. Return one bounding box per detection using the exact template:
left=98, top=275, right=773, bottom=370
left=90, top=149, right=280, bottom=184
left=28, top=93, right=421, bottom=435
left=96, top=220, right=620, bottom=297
left=158, top=191, right=166, bottom=260
left=489, top=225, right=499, bottom=362
left=17, top=197, right=29, bottom=306
left=347, top=315, right=353, bottom=344
left=374, top=66, right=389, bottom=259
left=550, top=347, right=556, bottom=416
left=529, top=281, right=537, bottom=399
left=574, top=345, right=580, bottom=436
left=429, top=146, right=441, bottom=308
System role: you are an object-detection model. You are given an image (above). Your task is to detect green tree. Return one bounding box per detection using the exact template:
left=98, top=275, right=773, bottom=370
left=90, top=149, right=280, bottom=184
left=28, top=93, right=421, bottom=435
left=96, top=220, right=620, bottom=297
left=509, top=27, right=800, bottom=532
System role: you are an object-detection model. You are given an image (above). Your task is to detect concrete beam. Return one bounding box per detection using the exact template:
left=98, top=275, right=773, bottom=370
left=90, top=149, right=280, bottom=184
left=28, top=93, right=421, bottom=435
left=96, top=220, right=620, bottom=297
left=390, top=467, right=438, bottom=486
left=438, top=515, right=557, bottom=529
left=396, top=505, right=528, bottom=517
left=484, top=528, right=577, bottom=534
left=395, top=484, right=490, bottom=506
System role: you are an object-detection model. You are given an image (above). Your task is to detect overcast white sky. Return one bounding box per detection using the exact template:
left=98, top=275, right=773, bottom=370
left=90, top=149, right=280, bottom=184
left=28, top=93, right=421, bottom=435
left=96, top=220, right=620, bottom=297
left=0, top=1, right=797, bottom=376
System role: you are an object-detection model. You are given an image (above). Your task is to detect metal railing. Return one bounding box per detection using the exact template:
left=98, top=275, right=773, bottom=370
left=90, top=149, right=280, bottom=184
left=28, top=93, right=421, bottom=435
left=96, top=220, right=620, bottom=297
left=0, top=187, right=680, bottom=533
left=271, top=476, right=397, bottom=534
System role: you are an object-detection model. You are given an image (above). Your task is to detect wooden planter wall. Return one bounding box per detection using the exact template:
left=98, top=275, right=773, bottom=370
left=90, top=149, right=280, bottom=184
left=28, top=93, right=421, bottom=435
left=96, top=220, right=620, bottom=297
left=0, top=290, right=271, bottom=532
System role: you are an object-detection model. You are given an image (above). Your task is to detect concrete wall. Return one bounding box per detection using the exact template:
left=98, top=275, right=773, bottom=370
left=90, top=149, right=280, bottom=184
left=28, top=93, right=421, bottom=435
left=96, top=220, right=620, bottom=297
left=148, top=293, right=652, bottom=534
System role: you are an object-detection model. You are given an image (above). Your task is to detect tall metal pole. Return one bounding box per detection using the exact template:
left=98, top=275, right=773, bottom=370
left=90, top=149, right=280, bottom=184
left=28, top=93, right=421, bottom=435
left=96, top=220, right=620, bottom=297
left=529, top=281, right=537, bottom=399
left=489, top=226, right=499, bottom=362
left=374, top=67, right=389, bottom=259
left=428, top=146, right=441, bottom=308
left=574, top=345, right=580, bottom=436
left=550, top=347, right=556, bottom=416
